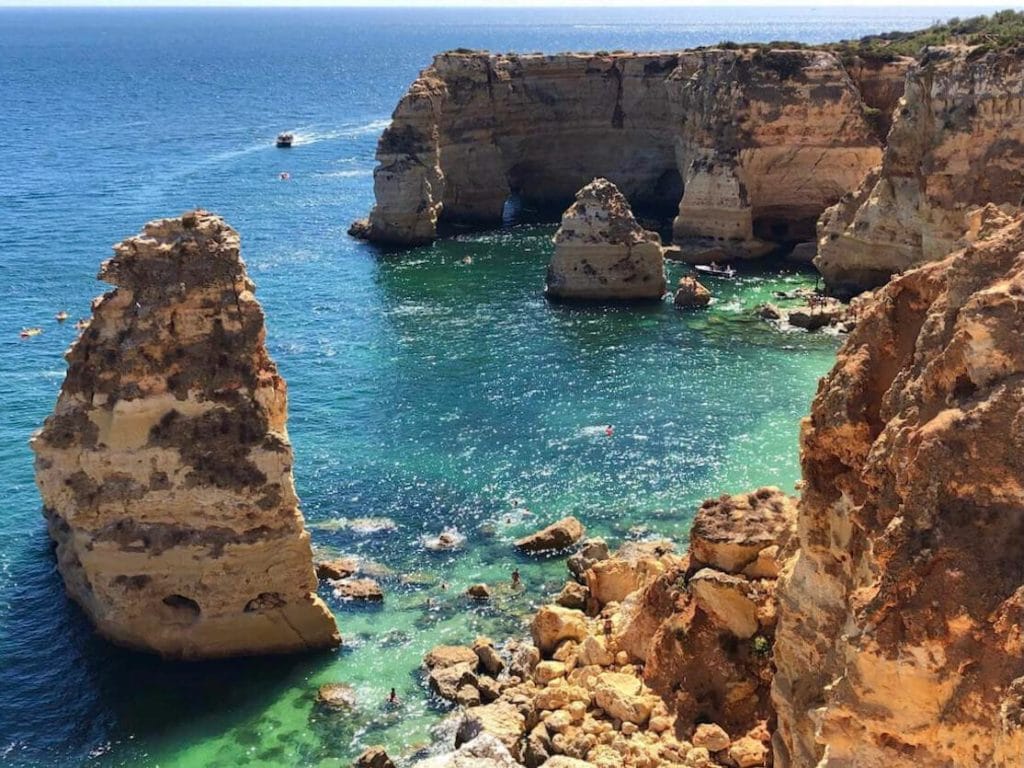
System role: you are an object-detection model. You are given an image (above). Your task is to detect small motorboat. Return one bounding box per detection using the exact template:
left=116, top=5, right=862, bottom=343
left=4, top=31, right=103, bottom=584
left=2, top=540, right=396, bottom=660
left=55, top=310, right=69, bottom=323
left=276, top=132, right=294, bottom=148
left=20, top=327, right=42, bottom=339
left=695, top=263, right=737, bottom=278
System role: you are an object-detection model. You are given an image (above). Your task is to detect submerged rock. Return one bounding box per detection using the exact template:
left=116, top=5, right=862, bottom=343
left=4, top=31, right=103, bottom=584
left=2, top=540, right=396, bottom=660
left=545, top=179, right=666, bottom=302
left=515, top=516, right=585, bottom=554
left=317, top=683, right=357, bottom=711
left=31, top=211, right=339, bottom=659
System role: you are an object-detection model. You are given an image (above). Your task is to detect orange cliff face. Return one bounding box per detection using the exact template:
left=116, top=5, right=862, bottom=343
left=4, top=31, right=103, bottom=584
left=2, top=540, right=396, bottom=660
left=816, top=46, right=1024, bottom=296
left=773, top=207, right=1024, bottom=767
left=354, top=49, right=895, bottom=253
left=32, top=211, right=340, bottom=659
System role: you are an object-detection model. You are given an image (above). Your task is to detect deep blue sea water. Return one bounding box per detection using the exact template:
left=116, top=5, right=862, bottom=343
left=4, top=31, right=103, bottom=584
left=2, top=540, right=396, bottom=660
left=0, top=6, right=1001, bottom=766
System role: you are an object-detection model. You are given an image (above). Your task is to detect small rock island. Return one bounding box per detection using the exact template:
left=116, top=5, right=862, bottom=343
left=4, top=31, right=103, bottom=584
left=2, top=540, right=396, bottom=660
left=32, top=211, right=340, bottom=658
left=545, top=178, right=666, bottom=302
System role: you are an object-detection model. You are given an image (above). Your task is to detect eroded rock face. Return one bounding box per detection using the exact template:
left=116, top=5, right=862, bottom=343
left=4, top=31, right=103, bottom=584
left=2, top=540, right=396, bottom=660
left=546, top=179, right=665, bottom=301
left=32, top=211, right=340, bottom=658
left=816, top=46, right=1024, bottom=295
left=360, top=49, right=884, bottom=252
left=773, top=211, right=1024, bottom=767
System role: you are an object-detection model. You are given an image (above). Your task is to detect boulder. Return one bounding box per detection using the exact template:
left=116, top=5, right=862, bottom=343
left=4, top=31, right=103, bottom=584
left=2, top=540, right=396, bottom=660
left=531, top=605, right=589, bottom=655
left=728, top=736, right=768, bottom=767
left=673, top=276, right=712, bottom=309
left=456, top=684, right=482, bottom=707
left=413, top=734, right=520, bottom=768
left=466, top=583, right=492, bottom=600
left=425, top=645, right=480, bottom=670
left=331, top=578, right=384, bottom=602
left=555, top=581, right=589, bottom=611
left=315, top=557, right=358, bottom=581
left=692, top=723, right=731, bottom=752
left=429, top=662, right=479, bottom=701
left=516, top=517, right=585, bottom=554
left=354, top=746, right=396, bottom=768
left=577, top=635, right=615, bottom=667
left=509, top=643, right=541, bottom=680
left=690, top=569, right=759, bottom=639
left=567, top=538, right=610, bottom=582
left=455, top=702, right=527, bottom=759
left=591, top=672, right=652, bottom=725
left=690, top=488, right=796, bottom=574
left=586, top=558, right=642, bottom=606
left=473, top=637, right=505, bottom=677
left=317, top=683, right=357, bottom=711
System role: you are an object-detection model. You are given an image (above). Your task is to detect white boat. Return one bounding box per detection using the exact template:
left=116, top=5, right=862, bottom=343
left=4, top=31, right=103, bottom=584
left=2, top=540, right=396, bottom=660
left=695, top=263, right=737, bottom=278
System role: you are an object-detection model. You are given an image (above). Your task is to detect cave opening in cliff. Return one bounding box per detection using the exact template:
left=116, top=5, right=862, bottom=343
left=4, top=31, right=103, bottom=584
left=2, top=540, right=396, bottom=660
left=636, top=167, right=684, bottom=221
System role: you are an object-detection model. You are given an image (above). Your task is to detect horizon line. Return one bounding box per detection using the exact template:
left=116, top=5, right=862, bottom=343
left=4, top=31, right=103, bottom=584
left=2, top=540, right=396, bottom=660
left=0, top=1, right=1013, bottom=7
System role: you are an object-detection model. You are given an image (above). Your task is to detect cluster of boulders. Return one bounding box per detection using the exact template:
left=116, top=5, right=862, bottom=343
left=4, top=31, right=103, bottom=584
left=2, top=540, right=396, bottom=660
left=314, top=555, right=385, bottom=602
left=756, top=289, right=876, bottom=333
left=413, top=488, right=797, bottom=768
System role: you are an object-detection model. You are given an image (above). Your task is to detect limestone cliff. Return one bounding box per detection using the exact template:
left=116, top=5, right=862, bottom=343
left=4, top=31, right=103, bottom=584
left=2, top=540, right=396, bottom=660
left=816, top=46, right=1024, bottom=295
left=773, top=208, right=1024, bottom=766
left=357, top=49, right=885, bottom=252
left=32, top=211, right=340, bottom=659
left=546, top=178, right=665, bottom=301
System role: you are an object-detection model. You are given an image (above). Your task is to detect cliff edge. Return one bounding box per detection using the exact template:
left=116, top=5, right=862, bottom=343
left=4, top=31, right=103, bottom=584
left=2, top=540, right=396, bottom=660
left=773, top=206, right=1024, bottom=766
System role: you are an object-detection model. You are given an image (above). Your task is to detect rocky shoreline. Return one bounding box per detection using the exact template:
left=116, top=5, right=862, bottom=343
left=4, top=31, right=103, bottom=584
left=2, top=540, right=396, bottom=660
left=358, top=487, right=797, bottom=768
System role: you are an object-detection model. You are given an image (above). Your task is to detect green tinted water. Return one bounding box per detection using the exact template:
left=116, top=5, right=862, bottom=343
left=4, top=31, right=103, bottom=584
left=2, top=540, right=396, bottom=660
left=126, top=226, right=836, bottom=767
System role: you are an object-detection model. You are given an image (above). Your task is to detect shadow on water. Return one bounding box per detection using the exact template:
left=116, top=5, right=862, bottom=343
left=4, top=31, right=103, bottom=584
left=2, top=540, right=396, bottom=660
left=0, top=525, right=332, bottom=767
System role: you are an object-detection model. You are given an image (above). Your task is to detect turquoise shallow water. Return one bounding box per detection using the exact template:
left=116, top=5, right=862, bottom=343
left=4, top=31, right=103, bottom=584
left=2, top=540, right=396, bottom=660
left=0, top=6, right=995, bottom=766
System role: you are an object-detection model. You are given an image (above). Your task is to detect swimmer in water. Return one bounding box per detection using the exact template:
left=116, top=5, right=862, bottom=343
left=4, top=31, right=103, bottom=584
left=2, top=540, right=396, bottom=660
left=511, top=568, right=521, bottom=589
left=605, top=425, right=614, bottom=437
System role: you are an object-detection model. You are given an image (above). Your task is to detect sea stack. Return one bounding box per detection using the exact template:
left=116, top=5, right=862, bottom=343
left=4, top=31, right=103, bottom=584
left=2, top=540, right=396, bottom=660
left=545, top=178, right=666, bottom=301
left=773, top=208, right=1024, bottom=766
left=32, top=211, right=340, bottom=659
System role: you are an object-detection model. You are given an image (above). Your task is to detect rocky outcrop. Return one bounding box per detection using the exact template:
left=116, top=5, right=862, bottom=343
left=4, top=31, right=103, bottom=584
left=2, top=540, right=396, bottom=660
left=773, top=210, right=1024, bottom=767
left=816, top=46, right=1024, bottom=295
left=673, top=276, right=711, bottom=309
left=32, top=211, right=340, bottom=658
left=515, top=516, right=586, bottom=554
left=358, top=49, right=884, bottom=252
left=545, top=179, right=666, bottom=301
left=422, top=492, right=793, bottom=768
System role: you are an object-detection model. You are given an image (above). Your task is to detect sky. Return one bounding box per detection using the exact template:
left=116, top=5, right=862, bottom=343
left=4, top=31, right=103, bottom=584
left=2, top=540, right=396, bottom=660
left=0, top=0, right=1014, bottom=7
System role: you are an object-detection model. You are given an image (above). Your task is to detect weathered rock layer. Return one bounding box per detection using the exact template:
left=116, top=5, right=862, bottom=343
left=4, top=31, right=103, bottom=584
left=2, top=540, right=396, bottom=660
left=546, top=178, right=665, bottom=301
left=33, top=211, right=340, bottom=659
left=816, top=46, right=1024, bottom=295
left=773, top=209, right=1024, bottom=766
left=357, top=49, right=889, bottom=251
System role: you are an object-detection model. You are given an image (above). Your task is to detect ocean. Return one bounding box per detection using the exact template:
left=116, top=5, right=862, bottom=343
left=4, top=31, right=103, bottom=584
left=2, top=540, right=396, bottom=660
left=0, top=5, right=994, bottom=766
